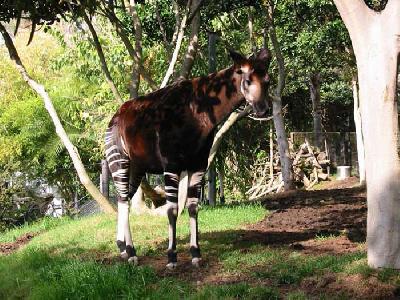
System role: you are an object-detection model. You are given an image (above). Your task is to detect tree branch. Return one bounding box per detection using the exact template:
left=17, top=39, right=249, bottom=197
left=155, top=1, right=170, bottom=50
left=267, top=6, right=285, bottom=97
left=179, top=0, right=201, bottom=79
left=207, top=106, right=252, bottom=168
left=0, top=22, right=116, bottom=214
left=186, top=0, right=206, bottom=24
left=160, top=0, right=192, bottom=88
left=103, top=5, right=157, bottom=90
left=127, top=0, right=143, bottom=99
left=82, top=12, right=124, bottom=103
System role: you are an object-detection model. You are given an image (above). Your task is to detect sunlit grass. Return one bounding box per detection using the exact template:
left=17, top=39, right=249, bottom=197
left=1, top=203, right=400, bottom=299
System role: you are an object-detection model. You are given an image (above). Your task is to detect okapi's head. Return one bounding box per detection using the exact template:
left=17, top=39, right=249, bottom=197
left=230, top=48, right=272, bottom=117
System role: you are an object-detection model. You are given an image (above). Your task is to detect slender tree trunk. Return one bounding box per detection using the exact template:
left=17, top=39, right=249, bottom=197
left=352, top=77, right=366, bottom=185
left=0, top=23, right=116, bottom=214
left=179, top=0, right=201, bottom=79
left=334, top=0, right=400, bottom=268
left=267, top=6, right=294, bottom=191
left=207, top=31, right=217, bottom=206
left=82, top=12, right=123, bottom=104
left=218, top=168, right=225, bottom=204
left=128, top=0, right=142, bottom=99
left=310, top=73, right=323, bottom=148
left=248, top=6, right=257, bottom=56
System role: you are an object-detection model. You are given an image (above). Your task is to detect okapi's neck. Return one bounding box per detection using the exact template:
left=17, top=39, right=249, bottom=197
left=192, top=66, right=244, bottom=129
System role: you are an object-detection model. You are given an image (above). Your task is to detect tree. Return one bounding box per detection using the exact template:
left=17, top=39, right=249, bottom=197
left=265, top=2, right=295, bottom=191
left=0, top=1, right=116, bottom=214
left=333, top=0, right=400, bottom=268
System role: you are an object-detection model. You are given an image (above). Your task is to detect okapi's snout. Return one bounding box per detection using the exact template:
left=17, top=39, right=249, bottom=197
left=230, top=48, right=272, bottom=117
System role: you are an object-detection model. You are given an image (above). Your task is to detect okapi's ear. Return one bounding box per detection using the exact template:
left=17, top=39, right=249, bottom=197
left=256, top=48, right=272, bottom=69
left=229, top=49, right=247, bottom=67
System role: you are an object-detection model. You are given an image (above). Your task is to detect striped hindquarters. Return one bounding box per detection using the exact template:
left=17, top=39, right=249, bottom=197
left=105, top=126, right=130, bottom=201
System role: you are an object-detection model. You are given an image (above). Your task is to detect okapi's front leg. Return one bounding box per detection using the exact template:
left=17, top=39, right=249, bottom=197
left=187, top=171, right=204, bottom=267
left=164, top=171, right=179, bottom=269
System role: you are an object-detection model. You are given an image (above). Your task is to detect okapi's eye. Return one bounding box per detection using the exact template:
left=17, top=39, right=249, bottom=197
left=236, top=70, right=243, bottom=75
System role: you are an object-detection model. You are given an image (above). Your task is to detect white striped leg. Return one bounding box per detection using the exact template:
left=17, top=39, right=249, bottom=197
left=105, top=127, right=137, bottom=264
left=117, top=201, right=137, bottom=265
left=164, top=171, right=179, bottom=269
left=187, top=171, right=204, bottom=267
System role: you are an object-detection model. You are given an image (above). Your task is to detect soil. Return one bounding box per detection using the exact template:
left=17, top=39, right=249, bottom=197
left=0, top=232, right=38, bottom=255
left=144, top=177, right=398, bottom=299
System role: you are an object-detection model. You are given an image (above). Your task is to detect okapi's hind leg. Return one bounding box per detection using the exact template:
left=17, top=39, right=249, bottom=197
left=164, top=171, right=180, bottom=269
left=187, top=171, right=204, bottom=267
left=105, top=126, right=141, bottom=265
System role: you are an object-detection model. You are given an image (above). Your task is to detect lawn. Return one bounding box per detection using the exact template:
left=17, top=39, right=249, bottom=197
left=1, top=199, right=399, bottom=299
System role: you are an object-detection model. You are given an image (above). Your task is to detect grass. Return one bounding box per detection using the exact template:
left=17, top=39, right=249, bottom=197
left=1, top=202, right=400, bottom=299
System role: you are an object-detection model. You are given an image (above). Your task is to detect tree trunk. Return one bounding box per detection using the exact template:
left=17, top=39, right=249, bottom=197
left=179, top=0, right=201, bottom=79
left=248, top=6, right=256, bottom=56
left=267, top=6, right=295, bottom=191
left=272, top=98, right=294, bottom=190
left=0, top=23, right=116, bottom=214
left=334, top=0, right=400, bottom=268
left=128, top=0, right=142, bottom=99
left=352, top=78, right=366, bottom=185
left=310, top=73, right=323, bottom=149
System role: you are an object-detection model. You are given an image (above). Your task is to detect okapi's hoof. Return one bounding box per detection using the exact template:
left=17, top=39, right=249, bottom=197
left=128, top=256, right=139, bottom=266
left=191, top=257, right=202, bottom=268
left=166, top=262, right=177, bottom=270
left=120, top=250, right=129, bottom=260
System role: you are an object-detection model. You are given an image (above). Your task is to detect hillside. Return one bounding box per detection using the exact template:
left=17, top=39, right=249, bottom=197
left=1, top=179, right=400, bottom=299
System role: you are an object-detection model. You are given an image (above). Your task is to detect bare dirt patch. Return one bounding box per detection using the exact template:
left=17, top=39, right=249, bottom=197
left=0, top=232, right=38, bottom=255
left=242, top=177, right=367, bottom=254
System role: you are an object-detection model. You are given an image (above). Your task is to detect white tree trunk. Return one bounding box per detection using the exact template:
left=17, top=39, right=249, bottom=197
left=352, top=78, right=366, bottom=185
left=334, top=0, right=400, bottom=268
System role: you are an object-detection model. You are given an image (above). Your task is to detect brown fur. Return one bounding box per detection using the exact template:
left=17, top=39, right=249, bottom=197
left=108, top=50, right=271, bottom=175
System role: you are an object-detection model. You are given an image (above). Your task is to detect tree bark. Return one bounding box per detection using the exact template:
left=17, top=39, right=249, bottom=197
left=179, top=0, right=201, bottom=79
left=267, top=6, right=295, bottom=191
left=352, top=77, right=366, bottom=185
left=82, top=12, right=123, bottom=104
left=0, top=23, right=116, bottom=214
left=334, top=0, right=400, bottom=268
left=310, top=73, right=323, bottom=149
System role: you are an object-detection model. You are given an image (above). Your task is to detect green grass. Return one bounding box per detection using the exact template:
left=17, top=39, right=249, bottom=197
left=0, top=217, right=72, bottom=243
left=1, top=203, right=400, bottom=299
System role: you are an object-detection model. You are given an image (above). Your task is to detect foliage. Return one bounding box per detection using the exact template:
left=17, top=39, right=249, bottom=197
left=0, top=0, right=359, bottom=209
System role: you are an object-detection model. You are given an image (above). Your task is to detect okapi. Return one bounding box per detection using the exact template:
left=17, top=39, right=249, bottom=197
left=105, top=48, right=272, bottom=269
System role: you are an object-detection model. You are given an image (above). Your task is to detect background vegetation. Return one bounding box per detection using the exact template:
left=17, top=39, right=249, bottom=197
left=0, top=0, right=357, bottom=228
